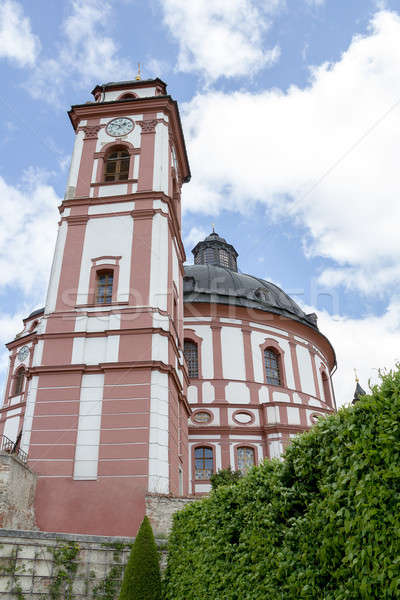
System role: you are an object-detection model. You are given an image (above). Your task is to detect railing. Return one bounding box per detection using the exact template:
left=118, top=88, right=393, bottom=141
left=0, top=434, right=28, bottom=464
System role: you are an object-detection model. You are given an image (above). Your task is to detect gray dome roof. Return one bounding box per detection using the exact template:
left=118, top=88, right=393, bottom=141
left=183, top=264, right=319, bottom=330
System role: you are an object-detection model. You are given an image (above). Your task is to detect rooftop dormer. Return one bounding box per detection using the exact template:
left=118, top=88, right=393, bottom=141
left=91, top=78, right=167, bottom=103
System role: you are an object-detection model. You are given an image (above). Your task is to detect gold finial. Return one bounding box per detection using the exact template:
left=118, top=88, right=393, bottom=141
left=135, top=62, right=141, bottom=81
left=212, top=223, right=215, bottom=233
left=354, top=368, right=359, bottom=383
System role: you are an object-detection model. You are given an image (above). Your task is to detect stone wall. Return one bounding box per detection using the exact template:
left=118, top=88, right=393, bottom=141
left=145, top=493, right=197, bottom=536
left=0, top=529, right=137, bottom=599
left=0, top=453, right=36, bottom=530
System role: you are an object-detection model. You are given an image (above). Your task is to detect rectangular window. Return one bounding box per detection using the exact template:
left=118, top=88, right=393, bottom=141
left=96, top=271, right=113, bottom=304
left=195, top=447, right=213, bottom=480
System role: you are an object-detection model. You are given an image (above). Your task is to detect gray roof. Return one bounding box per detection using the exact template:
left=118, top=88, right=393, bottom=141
left=183, top=264, right=319, bottom=330
left=27, top=307, right=44, bottom=319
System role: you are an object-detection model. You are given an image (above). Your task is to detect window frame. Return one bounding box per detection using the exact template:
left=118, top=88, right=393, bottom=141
left=259, top=339, right=287, bottom=388
left=87, top=258, right=121, bottom=306
left=320, top=368, right=333, bottom=407
left=183, top=331, right=202, bottom=380
left=193, top=445, right=215, bottom=481
left=184, top=339, right=199, bottom=379
left=95, top=142, right=136, bottom=185
left=13, top=367, right=25, bottom=396
left=235, top=445, right=257, bottom=474
left=103, top=147, right=131, bottom=183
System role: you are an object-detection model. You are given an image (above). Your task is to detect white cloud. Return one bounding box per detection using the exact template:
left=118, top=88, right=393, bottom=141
left=28, top=0, right=132, bottom=103
left=160, top=0, right=281, bottom=81
left=305, top=0, right=325, bottom=6
left=184, top=226, right=208, bottom=259
left=308, top=299, right=400, bottom=407
left=0, top=170, right=59, bottom=295
left=180, top=10, right=400, bottom=294
left=0, top=0, right=40, bottom=67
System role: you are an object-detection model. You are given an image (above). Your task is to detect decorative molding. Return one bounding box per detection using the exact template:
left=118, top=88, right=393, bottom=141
left=138, top=119, right=158, bottom=134
left=79, top=124, right=104, bottom=140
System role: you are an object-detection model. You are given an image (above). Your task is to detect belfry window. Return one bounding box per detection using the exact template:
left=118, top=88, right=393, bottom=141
left=96, top=270, right=113, bottom=304
left=219, top=249, right=230, bottom=267
left=14, top=368, right=25, bottom=395
left=184, top=340, right=199, bottom=378
left=264, top=348, right=281, bottom=386
left=195, top=447, right=213, bottom=480
left=104, top=148, right=130, bottom=182
left=237, top=447, right=255, bottom=473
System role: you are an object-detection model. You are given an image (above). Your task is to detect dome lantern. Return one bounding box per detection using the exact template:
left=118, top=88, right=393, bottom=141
left=192, top=230, right=238, bottom=271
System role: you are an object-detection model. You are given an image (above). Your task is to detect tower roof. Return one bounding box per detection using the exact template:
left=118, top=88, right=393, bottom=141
left=352, top=381, right=367, bottom=405
left=192, top=230, right=239, bottom=271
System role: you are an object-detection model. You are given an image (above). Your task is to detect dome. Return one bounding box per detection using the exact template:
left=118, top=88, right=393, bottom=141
left=183, top=263, right=319, bottom=330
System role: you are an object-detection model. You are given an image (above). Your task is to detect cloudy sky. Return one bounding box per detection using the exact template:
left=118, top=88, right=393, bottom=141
left=0, top=0, right=399, bottom=406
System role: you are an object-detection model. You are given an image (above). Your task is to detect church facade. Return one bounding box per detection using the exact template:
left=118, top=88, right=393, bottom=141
left=0, top=79, right=336, bottom=536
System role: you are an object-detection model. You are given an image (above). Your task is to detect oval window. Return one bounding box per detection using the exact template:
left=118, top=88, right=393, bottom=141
left=310, top=413, right=323, bottom=424
left=234, top=412, right=252, bottom=424
left=193, top=411, right=211, bottom=424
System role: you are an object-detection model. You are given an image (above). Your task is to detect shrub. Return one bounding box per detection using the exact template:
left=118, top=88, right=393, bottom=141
left=210, top=466, right=242, bottom=490
left=118, top=516, right=161, bottom=600
left=164, top=367, right=400, bottom=599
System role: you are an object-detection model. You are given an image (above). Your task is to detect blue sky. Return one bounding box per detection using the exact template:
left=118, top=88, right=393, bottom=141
left=1, top=0, right=400, bottom=405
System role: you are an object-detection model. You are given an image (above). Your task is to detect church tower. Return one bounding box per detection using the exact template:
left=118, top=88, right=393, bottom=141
left=1, top=78, right=191, bottom=536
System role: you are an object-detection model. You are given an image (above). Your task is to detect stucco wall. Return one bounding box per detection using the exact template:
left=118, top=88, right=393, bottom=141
left=0, top=453, right=36, bottom=530
left=145, top=493, right=197, bottom=536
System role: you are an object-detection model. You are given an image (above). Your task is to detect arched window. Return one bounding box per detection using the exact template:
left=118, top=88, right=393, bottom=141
left=264, top=348, right=281, bottom=386
left=237, top=447, right=255, bottom=473
left=184, top=340, right=198, bottom=378
left=96, top=270, right=114, bottom=304
left=321, top=371, right=332, bottom=407
left=14, top=368, right=25, bottom=395
left=195, top=447, right=213, bottom=480
left=119, top=92, right=137, bottom=100
left=104, top=147, right=130, bottom=182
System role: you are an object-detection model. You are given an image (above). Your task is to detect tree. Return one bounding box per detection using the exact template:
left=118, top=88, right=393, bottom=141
left=118, top=516, right=161, bottom=600
left=210, top=466, right=242, bottom=490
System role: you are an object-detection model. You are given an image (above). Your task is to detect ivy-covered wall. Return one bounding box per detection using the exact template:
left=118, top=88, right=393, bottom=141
left=0, top=529, right=140, bottom=599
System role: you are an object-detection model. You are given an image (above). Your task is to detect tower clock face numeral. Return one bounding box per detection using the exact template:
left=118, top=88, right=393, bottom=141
left=106, top=117, right=134, bottom=137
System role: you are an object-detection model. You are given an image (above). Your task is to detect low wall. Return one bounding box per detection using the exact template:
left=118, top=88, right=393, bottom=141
left=0, top=453, right=36, bottom=530
left=0, top=529, right=136, bottom=599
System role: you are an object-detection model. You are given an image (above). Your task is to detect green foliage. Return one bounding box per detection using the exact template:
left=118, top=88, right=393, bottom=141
left=48, top=541, right=80, bottom=599
left=119, top=516, right=161, bottom=600
left=92, top=543, right=128, bottom=599
left=0, top=547, right=26, bottom=599
left=210, top=466, right=242, bottom=490
left=164, top=367, right=400, bottom=599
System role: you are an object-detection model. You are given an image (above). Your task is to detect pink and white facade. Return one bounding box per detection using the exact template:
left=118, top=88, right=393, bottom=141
left=0, top=78, right=336, bottom=536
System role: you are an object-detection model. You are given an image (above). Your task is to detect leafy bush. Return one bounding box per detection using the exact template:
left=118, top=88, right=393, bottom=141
left=164, top=368, right=400, bottom=599
left=118, top=516, right=161, bottom=600
left=210, top=466, right=242, bottom=490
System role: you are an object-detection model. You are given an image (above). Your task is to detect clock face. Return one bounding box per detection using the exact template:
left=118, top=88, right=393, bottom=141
left=17, top=346, right=29, bottom=362
left=106, top=117, right=134, bottom=137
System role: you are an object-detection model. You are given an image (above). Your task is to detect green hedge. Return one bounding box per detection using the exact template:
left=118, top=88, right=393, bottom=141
left=164, top=368, right=400, bottom=599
